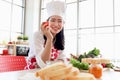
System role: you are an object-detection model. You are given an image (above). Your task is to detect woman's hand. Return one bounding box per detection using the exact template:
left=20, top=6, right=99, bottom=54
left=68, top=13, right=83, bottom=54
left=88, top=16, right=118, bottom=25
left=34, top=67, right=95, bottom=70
left=41, top=22, right=53, bottom=41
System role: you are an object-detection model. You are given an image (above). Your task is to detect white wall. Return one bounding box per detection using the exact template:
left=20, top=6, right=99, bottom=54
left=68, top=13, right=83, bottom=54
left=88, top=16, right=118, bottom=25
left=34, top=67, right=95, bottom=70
left=25, top=0, right=41, bottom=43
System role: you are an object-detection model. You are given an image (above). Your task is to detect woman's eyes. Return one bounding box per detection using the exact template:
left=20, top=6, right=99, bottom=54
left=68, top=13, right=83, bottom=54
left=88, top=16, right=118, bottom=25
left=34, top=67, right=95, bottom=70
left=50, top=18, right=62, bottom=23
left=50, top=20, right=62, bottom=23
left=50, top=19, right=55, bottom=22
left=58, top=20, right=62, bottom=23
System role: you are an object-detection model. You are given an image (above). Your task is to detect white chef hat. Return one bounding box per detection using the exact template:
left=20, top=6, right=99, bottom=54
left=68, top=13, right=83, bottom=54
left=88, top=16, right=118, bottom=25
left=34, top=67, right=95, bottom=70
left=46, top=1, right=66, bottom=20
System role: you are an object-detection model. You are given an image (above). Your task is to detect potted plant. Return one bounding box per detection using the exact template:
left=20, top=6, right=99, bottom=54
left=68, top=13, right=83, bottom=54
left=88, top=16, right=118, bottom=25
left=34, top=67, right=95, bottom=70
left=16, top=35, right=23, bottom=44
left=22, top=35, right=28, bottom=42
left=17, top=36, right=23, bottom=40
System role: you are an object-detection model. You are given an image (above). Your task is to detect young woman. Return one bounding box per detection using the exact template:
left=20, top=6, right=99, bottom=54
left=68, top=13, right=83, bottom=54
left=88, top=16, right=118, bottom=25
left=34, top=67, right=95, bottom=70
left=25, top=1, right=67, bottom=69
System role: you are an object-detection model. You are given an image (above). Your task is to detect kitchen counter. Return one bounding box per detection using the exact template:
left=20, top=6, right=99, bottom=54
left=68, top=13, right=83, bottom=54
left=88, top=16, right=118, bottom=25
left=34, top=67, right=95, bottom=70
left=0, top=68, right=119, bottom=80
left=100, top=69, right=119, bottom=80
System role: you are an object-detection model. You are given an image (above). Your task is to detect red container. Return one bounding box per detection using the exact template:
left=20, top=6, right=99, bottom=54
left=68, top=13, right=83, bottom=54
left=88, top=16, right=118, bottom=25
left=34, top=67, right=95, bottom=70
left=3, top=49, right=8, bottom=55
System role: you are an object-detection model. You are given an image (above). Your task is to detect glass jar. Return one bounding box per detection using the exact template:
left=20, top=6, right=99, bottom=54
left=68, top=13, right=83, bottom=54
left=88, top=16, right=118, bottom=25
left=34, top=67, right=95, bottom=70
left=89, top=63, right=103, bottom=78
left=8, top=45, right=13, bottom=55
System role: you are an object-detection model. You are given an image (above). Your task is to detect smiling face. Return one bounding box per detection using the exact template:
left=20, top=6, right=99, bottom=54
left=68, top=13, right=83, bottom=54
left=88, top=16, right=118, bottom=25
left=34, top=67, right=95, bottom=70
left=48, top=15, right=64, bottom=35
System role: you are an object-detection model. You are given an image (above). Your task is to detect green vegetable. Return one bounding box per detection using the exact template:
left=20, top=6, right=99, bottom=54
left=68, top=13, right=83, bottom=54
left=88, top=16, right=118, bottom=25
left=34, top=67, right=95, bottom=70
left=70, top=58, right=81, bottom=69
left=70, top=48, right=101, bottom=70
left=106, top=63, right=114, bottom=69
left=77, top=54, right=86, bottom=62
left=88, top=48, right=100, bottom=56
left=86, top=53, right=95, bottom=58
left=70, top=58, right=89, bottom=70
left=80, top=62, right=89, bottom=70
left=77, top=48, right=100, bottom=62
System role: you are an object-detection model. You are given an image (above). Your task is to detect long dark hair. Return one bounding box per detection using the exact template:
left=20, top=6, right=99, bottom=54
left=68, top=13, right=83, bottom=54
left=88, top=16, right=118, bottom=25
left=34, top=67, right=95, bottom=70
left=43, top=28, right=65, bottom=50
left=43, top=18, right=65, bottom=50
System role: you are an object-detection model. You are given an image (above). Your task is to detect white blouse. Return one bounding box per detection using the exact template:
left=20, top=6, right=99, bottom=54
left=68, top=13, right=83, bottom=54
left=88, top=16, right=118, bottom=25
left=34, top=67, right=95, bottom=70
left=28, top=30, right=66, bottom=68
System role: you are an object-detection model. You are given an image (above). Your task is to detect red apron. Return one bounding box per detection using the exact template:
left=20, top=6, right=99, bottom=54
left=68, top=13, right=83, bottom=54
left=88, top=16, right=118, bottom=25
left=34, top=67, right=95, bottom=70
left=24, top=48, right=60, bottom=69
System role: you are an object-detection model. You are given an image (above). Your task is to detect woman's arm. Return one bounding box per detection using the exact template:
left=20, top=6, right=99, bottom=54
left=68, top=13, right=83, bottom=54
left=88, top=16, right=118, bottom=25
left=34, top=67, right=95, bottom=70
left=41, top=39, right=52, bottom=63
left=40, top=22, right=54, bottom=63
left=33, top=31, right=52, bottom=68
left=34, top=21, right=54, bottom=63
left=33, top=31, right=52, bottom=63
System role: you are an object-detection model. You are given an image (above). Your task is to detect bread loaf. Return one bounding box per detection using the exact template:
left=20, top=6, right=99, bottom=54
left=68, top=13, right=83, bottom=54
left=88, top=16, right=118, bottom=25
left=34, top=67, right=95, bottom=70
left=35, top=62, right=66, bottom=77
left=35, top=62, right=96, bottom=80
left=46, top=64, right=72, bottom=77
left=49, top=67, right=80, bottom=80
left=82, top=58, right=110, bottom=64
left=35, top=62, right=72, bottom=80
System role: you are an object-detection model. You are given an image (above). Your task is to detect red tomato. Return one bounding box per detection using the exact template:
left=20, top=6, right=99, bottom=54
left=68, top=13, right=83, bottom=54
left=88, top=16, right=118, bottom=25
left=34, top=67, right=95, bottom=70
left=43, top=22, right=49, bottom=27
left=101, top=63, right=106, bottom=68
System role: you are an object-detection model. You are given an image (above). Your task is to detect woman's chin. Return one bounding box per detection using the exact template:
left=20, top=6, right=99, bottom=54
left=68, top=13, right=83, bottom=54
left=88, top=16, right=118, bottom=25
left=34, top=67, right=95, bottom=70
left=51, top=31, right=59, bottom=34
